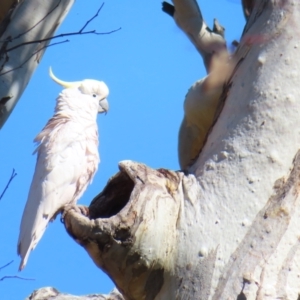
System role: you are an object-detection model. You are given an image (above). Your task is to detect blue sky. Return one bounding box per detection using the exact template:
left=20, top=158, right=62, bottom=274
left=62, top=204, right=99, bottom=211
left=0, top=1, right=245, bottom=298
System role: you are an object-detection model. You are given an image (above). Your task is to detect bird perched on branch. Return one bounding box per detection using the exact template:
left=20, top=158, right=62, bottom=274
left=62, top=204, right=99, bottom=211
left=17, top=68, right=109, bottom=270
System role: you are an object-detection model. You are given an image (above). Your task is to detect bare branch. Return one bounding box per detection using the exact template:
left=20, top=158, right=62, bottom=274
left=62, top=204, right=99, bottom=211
left=0, top=169, right=17, bottom=201
left=0, top=3, right=120, bottom=76
left=0, top=260, right=13, bottom=271
left=0, top=275, right=34, bottom=282
left=0, top=40, right=69, bottom=76
left=6, top=28, right=121, bottom=53
left=4, top=3, right=121, bottom=53
left=79, top=2, right=104, bottom=33
left=0, top=260, right=34, bottom=282
left=162, top=0, right=226, bottom=72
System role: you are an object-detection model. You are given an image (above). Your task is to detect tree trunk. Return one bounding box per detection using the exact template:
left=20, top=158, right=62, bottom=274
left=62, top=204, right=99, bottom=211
left=32, top=0, right=300, bottom=299
left=0, top=0, right=74, bottom=129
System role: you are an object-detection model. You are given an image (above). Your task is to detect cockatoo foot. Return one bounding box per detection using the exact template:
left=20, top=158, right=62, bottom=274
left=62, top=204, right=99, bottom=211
left=60, top=204, right=89, bottom=223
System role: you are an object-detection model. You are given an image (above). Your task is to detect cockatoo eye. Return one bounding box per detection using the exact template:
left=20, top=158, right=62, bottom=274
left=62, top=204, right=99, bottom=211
left=92, top=94, right=97, bottom=98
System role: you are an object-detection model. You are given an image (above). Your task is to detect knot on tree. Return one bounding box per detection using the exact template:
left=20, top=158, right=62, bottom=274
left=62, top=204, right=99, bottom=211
left=63, top=160, right=183, bottom=299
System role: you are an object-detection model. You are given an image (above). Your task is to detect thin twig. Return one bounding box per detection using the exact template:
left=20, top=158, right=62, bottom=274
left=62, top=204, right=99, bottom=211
left=80, top=2, right=105, bottom=33
left=6, top=28, right=121, bottom=52
left=0, top=169, right=17, bottom=201
left=0, top=275, right=35, bottom=282
left=4, top=2, right=121, bottom=53
left=0, top=3, right=120, bottom=76
left=0, top=261, right=35, bottom=282
left=0, top=40, right=69, bottom=76
left=0, top=260, right=13, bottom=271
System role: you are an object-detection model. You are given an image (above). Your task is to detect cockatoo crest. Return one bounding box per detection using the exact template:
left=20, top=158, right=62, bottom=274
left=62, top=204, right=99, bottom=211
left=17, top=68, right=109, bottom=270
left=49, top=66, right=109, bottom=114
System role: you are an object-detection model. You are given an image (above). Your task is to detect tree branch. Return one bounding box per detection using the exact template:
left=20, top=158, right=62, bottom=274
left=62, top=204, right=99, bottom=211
left=0, top=260, right=13, bottom=271
left=0, top=2, right=121, bottom=77
left=0, top=260, right=34, bottom=282
left=0, top=40, right=68, bottom=76
left=0, top=275, right=34, bottom=282
left=162, top=0, right=226, bottom=72
left=4, top=3, right=121, bottom=53
left=0, top=168, right=17, bottom=201
left=79, top=2, right=104, bottom=33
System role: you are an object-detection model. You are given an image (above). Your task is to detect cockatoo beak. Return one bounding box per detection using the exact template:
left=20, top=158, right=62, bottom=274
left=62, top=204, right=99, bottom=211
left=99, top=98, right=109, bottom=114
left=49, top=67, right=81, bottom=88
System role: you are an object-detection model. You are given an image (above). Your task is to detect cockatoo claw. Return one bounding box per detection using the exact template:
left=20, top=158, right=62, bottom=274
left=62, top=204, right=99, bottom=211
left=60, top=204, right=90, bottom=223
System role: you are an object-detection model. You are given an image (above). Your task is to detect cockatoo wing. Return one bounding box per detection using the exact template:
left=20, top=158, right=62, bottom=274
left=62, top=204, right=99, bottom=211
left=178, top=77, right=222, bottom=170
left=18, top=119, right=99, bottom=270
left=178, top=116, right=205, bottom=170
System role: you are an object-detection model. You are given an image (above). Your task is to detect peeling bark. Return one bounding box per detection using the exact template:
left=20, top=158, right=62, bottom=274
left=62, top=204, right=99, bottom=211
left=26, top=287, right=124, bottom=300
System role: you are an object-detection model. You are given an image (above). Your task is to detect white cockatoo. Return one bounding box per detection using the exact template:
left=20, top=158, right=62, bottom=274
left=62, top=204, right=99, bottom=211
left=17, top=68, right=109, bottom=270
left=161, top=2, right=232, bottom=171
left=178, top=51, right=231, bottom=170
left=178, top=76, right=222, bottom=170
